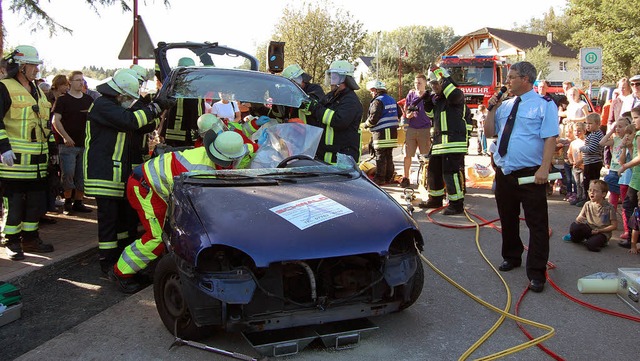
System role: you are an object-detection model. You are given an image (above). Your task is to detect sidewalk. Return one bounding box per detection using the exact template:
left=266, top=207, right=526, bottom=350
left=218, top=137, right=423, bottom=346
left=0, top=199, right=98, bottom=282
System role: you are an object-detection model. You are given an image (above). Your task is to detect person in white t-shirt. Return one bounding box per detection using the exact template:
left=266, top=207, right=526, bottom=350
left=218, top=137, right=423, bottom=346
left=621, top=74, right=640, bottom=114
left=566, top=87, right=589, bottom=123
left=211, top=91, right=241, bottom=123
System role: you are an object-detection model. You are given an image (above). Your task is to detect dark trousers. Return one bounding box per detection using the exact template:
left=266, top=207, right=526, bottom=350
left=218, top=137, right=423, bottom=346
left=373, top=147, right=395, bottom=183
left=583, top=162, right=602, bottom=195
left=427, top=153, right=465, bottom=204
left=2, top=180, right=47, bottom=243
left=495, top=167, right=549, bottom=282
left=622, top=186, right=639, bottom=241
left=568, top=222, right=608, bottom=251
left=96, top=197, right=138, bottom=263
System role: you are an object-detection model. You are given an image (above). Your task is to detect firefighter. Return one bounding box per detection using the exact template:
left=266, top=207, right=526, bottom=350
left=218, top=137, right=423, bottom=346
left=84, top=70, right=168, bottom=274
left=282, top=64, right=325, bottom=124
left=109, top=130, right=257, bottom=293
left=0, top=45, right=55, bottom=261
left=421, top=65, right=470, bottom=215
left=363, top=80, right=399, bottom=185
left=304, top=60, right=363, bottom=164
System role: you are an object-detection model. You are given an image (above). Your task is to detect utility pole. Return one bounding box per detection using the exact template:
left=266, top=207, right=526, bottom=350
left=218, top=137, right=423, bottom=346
left=132, top=0, right=139, bottom=64
left=376, top=31, right=381, bottom=79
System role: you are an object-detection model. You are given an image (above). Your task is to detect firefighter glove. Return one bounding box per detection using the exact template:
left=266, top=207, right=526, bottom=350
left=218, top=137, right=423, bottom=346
left=256, top=116, right=271, bottom=126
left=1, top=150, right=16, bottom=167
left=154, top=95, right=176, bottom=111
left=148, top=102, right=162, bottom=118
left=301, top=99, right=318, bottom=113
left=49, top=154, right=59, bottom=165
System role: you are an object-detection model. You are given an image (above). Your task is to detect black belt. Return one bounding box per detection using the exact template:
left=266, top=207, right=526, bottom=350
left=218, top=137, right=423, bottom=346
left=507, top=166, right=540, bottom=178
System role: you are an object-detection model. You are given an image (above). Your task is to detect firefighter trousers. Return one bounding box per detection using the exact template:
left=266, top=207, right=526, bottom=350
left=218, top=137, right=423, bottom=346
left=115, top=176, right=167, bottom=277
left=2, top=180, right=47, bottom=244
left=426, top=153, right=465, bottom=203
left=96, top=196, right=137, bottom=266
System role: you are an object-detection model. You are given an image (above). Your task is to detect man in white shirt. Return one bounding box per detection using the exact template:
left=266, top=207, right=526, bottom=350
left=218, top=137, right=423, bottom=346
left=621, top=74, right=640, bottom=114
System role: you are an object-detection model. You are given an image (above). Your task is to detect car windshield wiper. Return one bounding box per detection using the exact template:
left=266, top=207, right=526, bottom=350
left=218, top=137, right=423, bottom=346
left=258, top=171, right=354, bottom=179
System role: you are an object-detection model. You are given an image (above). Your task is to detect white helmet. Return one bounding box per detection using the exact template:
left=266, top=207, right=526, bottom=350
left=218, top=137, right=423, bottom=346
left=366, top=79, right=386, bottom=90
left=282, top=64, right=305, bottom=80
left=129, top=64, right=147, bottom=83
left=12, top=45, right=43, bottom=65
left=205, top=130, right=247, bottom=167
left=197, top=113, right=227, bottom=136
left=106, top=70, right=140, bottom=98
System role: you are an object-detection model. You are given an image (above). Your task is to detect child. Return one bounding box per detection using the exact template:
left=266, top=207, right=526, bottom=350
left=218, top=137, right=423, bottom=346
left=562, top=122, right=577, bottom=201
left=568, top=123, right=586, bottom=205
left=617, top=118, right=635, bottom=239
left=578, top=113, right=605, bottom=207
left=476, top=105, right=488, bottom=155
left=628, top=207, right=640, bottom=254
left=599, top=117, right=631, bottom=214
left=562, top=179, right=617, bottom=252
left=617, top=106, right=640, bottom=249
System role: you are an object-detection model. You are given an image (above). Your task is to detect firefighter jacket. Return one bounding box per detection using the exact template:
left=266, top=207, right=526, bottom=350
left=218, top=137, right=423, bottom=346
left=423, top=78, right=470, bottom=155
left=310, top=87, right=363, bottom=164
left=295, top=82, right=325, bottom=124
left=364, top=91, right=399, bottom=150
left=0, top=78, right=53, bottom=180
left=84, top=95, right=158, bottom=198
left=131, top=96, right=158, bottom=168
left=161, top=98, right=206, bottom=147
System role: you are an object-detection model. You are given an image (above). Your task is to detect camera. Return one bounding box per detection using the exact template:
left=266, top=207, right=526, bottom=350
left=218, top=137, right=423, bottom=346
left=407, top=106, right=418, bottom=112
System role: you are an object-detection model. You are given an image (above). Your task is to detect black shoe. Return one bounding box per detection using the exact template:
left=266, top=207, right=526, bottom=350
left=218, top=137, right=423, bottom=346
left=442, top=205, right=464, bottom=215
left=420, top=198, right=443, bottom=209
left=108, top=268, right=144, bottom=294
left=63, top=202, right=72, bottom=215
left=619, top=240, right=632, bottom=249
left=498, top=260, right=521, bottom=272
left=5, top=243, right=25, bottom=261
left=399, top=177, right=410, bottom=188
left=40, top=216, right=57, bottom=225
left=22, top=238, right=54, bottom=253
left=72, top=202, right=92, bottom=213
left=529, top=279, right=545, bottom=293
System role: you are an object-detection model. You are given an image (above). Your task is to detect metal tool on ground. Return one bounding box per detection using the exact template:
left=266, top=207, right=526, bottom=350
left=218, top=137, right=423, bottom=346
left=169, top=321, right=262, bottom=361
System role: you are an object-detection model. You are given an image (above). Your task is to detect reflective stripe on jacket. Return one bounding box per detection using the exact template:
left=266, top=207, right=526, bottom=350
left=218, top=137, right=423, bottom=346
left=425, top=79, right=468, bottom=155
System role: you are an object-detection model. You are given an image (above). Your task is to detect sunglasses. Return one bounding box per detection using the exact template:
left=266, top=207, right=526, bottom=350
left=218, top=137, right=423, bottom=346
left=631, top=82, right=640, bottom=87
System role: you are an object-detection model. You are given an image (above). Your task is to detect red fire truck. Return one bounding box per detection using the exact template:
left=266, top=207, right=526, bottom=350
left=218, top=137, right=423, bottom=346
left=439, top=55, right=510, bottom=111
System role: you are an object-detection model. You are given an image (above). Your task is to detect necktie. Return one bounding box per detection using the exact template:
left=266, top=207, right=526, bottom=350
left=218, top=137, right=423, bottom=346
left=498, top=96, right=521, bottom=157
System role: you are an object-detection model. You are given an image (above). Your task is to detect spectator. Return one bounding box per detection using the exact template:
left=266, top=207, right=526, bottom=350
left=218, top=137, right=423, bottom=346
left=562, top=179, right=617, bottom=252
left=476, top=104, right=488, bottom=155
left=363, top=80, right=399, bottom=186
left=610, top=77, right=631, bottom=123
left=485, top=61, right=559, bottom=293
left=617, top=117, right=635, bottom=239
left=82, top=80, right=101, bottom=100
left=617, top=106, right=640, bottom=249
left=577, top=113, right=604, bottom=207
left=559, top=123, right=575, bottom=201
left=600, top=116, right=631, bottom=218
left=568, top=123, right=586, bottom=205
left=51, top=71, right=94, bottom=215
left=562, top=81, right=574, bottom=95
left=211, top=90, right=241, bottom=123
left=621, top=75, right=640, bottom=114
left=536, top=79, right=551, bottom=96
left=46, top=74, right=70, bottom=106
left=566, top=87, right=589, bottom=124
left=401, top=73, right=432, bottom=187
left=38, top=81, right=51, bottom=94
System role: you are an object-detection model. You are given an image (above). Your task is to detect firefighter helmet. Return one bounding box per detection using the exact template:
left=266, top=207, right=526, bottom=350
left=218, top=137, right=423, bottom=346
left=282, top=64, right=305, bottom=80
left=204, top=130, right=247, bottom=167
left=366, top=80, right=386, bottom=90
left=327, top=60, right=354, bottom=76
left=178, top=57, right=195, bottom=67
left=197, top=114, right=227, bottom=136
left=106, top=70, right=140, bottom=98
left=129, top=64, right=147, bottom=83
left=11, top=45, right=43, bottom=65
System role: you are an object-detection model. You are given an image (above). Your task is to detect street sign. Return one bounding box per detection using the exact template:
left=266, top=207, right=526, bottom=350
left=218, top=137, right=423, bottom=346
left=118, top=16, right=155, bottom=60
left=580, top=47, right=602, bottom=81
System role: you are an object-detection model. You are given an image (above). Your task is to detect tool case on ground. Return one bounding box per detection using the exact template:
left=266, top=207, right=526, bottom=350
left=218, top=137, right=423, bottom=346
left=617, top=268, right=640, bottom=314
left=0, top=281, right=22, bottom=327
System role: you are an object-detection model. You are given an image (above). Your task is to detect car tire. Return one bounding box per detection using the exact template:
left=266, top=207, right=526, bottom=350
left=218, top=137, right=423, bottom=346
left=153, top=255, right=213, bottom=339
left=399, top=256, right=424, bottom=310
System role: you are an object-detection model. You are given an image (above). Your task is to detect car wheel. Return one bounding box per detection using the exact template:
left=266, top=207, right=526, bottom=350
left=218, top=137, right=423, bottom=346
left=154, top=255, right=212, bottom=339
left=399, top=256, right=424, bottom=310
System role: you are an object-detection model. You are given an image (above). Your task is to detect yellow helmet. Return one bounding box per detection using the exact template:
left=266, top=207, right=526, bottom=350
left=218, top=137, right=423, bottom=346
left=106, top=69, right=140, bottom=98
left=282, top=64, right=305, bottom=80
left=129, top=64, right=147, bottom=83
left=204, top=130, right=247, bottom=167
left=196, top=114, right=227, bottom=136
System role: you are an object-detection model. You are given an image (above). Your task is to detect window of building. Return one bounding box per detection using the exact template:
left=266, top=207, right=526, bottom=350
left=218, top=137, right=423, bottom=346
left=478, top=39, right=493, bottom=49
left=559, top=61, right=567, bottom=72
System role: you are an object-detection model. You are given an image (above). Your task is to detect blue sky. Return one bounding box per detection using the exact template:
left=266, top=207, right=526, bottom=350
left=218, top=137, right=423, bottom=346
left=3, top=0, right=567, bottom=70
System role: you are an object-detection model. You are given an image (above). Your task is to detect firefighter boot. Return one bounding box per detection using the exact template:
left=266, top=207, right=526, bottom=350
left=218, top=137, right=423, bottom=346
left=108, top=267, right=144, bottom=294
left=443, top=200, right=464, bottom=215
left=5, top=236, right=25, bottom=261
left=420, top=196, right=443, bottom=209
left=21, top=231, right=54, bottom=253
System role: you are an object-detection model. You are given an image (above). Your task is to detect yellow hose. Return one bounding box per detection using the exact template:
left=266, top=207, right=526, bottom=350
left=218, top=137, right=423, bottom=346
left=416, top=210, right=555, bottom=360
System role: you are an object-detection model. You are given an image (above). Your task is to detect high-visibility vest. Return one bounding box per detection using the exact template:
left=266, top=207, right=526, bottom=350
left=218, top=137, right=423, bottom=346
left=0, top=78, right=52, bottom=180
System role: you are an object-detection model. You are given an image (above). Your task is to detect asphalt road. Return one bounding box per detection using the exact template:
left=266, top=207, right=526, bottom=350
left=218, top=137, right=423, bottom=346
left=11, top=166, right=640, bottom=361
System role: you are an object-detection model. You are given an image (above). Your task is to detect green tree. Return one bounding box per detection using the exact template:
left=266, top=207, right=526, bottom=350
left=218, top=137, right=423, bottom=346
left=1, top=0, right=170, bottom=55
left=513, top=7, right=576, bottom=46
left=525, top=43, right=552, bottom=79
left=268, top=0, right=367, bottom=87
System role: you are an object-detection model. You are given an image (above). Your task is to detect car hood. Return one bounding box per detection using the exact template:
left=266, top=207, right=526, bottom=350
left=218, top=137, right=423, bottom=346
left=171, top=177, right=418, bottom=267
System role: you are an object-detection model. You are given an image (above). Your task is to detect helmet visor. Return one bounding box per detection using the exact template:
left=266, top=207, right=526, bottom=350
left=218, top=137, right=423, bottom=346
left=325, top=72, right=346, bottom=87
